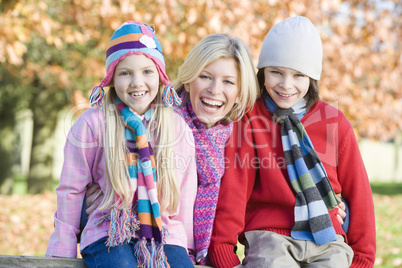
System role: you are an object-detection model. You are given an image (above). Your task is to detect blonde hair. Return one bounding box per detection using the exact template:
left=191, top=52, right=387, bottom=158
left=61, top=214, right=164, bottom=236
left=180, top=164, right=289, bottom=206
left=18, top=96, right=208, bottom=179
left=100, top=86, right=179, bottom=213
left=173, top=33, right=259, bottom=124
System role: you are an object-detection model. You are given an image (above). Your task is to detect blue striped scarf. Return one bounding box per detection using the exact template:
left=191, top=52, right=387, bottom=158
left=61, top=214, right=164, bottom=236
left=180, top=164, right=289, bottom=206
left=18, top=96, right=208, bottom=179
left=96, top=97, right=169, bottom=267
left=264, top=93, right=340, bottom=246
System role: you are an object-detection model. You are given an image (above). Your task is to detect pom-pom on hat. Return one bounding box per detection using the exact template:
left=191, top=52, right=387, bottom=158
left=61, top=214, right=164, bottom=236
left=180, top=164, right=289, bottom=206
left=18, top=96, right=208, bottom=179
left=257, top=16, right=323, bottom=80
left=90, top=21, right=181, bottom=108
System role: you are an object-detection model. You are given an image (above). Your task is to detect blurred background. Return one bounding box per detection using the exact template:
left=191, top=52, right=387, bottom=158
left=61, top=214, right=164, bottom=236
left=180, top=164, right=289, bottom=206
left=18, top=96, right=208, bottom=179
left=0, top=0, right=401, bottom=267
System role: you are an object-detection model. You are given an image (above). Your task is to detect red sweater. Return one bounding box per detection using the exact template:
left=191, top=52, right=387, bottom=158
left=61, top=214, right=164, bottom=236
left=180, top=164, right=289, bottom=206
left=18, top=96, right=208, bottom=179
left=209, top=99, right=376, bottom=268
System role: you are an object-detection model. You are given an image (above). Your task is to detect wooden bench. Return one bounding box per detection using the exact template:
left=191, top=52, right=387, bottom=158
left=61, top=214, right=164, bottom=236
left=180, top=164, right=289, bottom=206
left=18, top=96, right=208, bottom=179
left=0, top=255, right=212, bottom=267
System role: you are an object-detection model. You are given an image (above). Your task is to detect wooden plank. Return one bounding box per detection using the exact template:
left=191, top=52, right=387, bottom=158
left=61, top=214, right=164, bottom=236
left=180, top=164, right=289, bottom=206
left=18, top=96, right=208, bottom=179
left=0, top=255, right=87, bottom=268
left=0, top=255, right=212, bottom=267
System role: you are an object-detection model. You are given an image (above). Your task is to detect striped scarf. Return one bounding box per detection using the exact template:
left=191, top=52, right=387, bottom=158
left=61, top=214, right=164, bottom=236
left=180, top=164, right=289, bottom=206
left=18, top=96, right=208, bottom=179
left=97, top=97, right=169, bottom=267
left=264, top=93, right=340, bottom=246
left=175, top=98, right=233, bottom=265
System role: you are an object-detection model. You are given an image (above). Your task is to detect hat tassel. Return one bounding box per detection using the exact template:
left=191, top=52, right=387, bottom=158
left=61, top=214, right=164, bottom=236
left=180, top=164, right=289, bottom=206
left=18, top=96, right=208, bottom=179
left=162, top=85, right=182, bottom=107
left=89, top=86, right=105, bottom=108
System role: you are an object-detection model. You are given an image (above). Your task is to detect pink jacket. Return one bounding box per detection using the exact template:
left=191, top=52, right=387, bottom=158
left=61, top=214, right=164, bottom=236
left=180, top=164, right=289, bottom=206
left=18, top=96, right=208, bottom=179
left=46, top=107, right=197, bottom=259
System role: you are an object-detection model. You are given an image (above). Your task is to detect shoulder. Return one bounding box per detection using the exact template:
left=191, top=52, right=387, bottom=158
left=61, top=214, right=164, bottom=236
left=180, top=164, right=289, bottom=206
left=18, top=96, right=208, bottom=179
left=305, top=101, right=357, bottom=149
left=172, top=110, right=195, bottom=148
left=78, top=107, right=105, bottom=126
left=305, top=101, right=352, bottom=129
left=172, top=110, right=190, bottom=130
left=67, top=107, right=105, bottom=144
left=235, top=98, right=270, bottom=131
left=241, top=98, right=269, bottom=120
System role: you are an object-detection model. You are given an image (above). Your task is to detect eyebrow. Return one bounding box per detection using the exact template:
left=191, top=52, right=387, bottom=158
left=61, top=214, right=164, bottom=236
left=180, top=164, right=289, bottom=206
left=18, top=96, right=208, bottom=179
left=201, top=70, right=238, bottom=80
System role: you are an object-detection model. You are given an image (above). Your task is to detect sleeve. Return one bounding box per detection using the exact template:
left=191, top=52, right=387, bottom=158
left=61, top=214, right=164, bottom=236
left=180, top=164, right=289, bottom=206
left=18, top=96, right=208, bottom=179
left=209, top=116, right=257, bottom=268
left=46, top=113, right=99, bottom=258
left=161, top=114, right=197, bottom=262
left=337, top=117, right=376, bottom=267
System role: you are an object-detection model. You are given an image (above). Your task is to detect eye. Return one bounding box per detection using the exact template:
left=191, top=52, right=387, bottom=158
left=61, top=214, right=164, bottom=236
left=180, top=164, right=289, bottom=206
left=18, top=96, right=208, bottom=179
left=224, top=80, right=235, bottom=85
left=199, top=75, right=211, bottom=80
left=144, top=69, right=154, bottom=75
left=295, top=73, right=306, bottom=77
left=270, top=70, right=281, bottom=75
left=119, top=71, right=130, bottom=76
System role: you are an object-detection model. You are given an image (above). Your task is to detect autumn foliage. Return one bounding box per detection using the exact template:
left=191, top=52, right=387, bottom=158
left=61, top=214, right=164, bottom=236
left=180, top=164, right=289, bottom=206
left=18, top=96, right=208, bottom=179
left=1, top=0, right=401, bottom=141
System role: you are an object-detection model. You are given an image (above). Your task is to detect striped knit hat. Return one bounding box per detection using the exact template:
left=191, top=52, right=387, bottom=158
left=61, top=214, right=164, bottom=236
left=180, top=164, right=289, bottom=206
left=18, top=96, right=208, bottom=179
left=89, top=21, right=181, bottom=108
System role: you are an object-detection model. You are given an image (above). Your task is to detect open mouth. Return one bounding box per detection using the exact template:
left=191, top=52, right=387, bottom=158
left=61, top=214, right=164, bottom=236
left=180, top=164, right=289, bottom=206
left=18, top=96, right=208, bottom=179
left=130, top=91, right=146, bottom=98
left=276, top=92, right=296, bottom=98
left=201, top=97, right=224, bottom=111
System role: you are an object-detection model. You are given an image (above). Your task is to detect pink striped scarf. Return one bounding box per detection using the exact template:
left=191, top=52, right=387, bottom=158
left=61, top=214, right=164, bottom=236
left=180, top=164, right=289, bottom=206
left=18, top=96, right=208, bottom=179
left=175, top=99, right=233, bottom=265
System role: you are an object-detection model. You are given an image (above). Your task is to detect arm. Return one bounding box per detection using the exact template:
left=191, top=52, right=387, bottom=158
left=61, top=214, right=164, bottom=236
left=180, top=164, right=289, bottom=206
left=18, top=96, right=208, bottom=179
left=337, top=118, right=376, bottom=267
left=46, top=112, right=99, bottom=258
left=209, top=117, right=257, bottom=268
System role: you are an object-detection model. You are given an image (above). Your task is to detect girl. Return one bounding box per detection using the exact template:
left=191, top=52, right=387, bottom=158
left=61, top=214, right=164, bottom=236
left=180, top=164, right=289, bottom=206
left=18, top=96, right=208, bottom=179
left=46, top=21, right=197, bottom=268
left=209, top=16, right=376, bottom=268
left=173, top=33, right=259, bottom=265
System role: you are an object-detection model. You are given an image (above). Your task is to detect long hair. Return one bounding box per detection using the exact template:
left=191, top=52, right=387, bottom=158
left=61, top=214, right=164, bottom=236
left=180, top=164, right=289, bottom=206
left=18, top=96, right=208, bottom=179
left=100, top=86, right=179, bottom=213
left=256, top=68, right=320, bottom=109
left=173, top=33, right=259, bottom=124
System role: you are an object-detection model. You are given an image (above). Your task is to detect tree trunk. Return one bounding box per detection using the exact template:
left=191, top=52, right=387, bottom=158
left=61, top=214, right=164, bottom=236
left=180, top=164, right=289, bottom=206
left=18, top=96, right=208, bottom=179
left=0, top=89, right=18, bottom=194
left=0, top=127, right=16, bottom=194
left=27, top=91, right=62, bottom=194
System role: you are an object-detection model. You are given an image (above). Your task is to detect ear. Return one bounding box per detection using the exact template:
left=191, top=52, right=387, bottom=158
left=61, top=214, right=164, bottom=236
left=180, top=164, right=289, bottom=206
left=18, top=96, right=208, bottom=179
left=184, top=84, right=190, bottom=92
left=235, top=97, right=239, bottom=104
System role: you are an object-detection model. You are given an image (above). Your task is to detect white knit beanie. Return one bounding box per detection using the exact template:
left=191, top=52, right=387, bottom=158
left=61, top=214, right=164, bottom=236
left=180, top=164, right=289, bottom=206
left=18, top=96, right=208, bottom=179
left=257, top=16, right=323, bottom=80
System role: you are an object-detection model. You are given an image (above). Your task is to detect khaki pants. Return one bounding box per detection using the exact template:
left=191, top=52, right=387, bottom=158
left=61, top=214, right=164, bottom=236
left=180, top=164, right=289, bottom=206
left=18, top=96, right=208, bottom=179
left=236, top=231, right=353, bottom=268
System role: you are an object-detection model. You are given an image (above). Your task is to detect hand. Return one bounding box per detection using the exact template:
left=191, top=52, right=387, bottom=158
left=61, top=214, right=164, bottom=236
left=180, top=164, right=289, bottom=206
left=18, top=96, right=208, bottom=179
left=335, top=196, right=346, bottom=225
left=86, top=183, right=103, bottom=218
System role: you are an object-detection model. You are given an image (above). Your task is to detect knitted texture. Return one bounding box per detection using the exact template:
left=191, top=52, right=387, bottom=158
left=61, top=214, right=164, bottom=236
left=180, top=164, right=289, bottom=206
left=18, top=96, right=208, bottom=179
left=264, top=93, right=340, bottom=246
left=257, top=16, right=323, bottom=80
left=175, top=98, right=233, bottom=265
left=89, top=21, right=180, bottom=108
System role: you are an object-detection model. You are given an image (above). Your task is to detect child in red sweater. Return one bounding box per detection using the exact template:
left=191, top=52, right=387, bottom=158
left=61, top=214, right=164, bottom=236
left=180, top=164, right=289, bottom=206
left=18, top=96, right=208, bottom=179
left=209, top=16, right=376, bottom=268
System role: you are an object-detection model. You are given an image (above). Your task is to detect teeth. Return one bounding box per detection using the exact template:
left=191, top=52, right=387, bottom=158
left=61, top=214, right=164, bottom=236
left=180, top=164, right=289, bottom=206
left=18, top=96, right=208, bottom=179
left=131, top=92, right=145, bottom=97
left=278, top=93, right=294, bottom=97
left=202, top=98, right=223, bottom=106
left=204, top=105, right=219, bottom=111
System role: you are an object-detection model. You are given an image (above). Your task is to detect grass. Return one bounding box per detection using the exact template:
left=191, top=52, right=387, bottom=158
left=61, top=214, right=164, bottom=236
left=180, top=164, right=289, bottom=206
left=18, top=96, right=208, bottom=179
left=371, top=182, right=402, bottom=268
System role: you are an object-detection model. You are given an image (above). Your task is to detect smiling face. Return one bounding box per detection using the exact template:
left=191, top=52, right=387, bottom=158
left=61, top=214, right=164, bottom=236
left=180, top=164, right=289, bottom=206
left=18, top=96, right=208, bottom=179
left=263, top=66, right=310, bottom=109
left=187, top=58, right=239, bottom=128
left=113, top=54, right=160, bottom=115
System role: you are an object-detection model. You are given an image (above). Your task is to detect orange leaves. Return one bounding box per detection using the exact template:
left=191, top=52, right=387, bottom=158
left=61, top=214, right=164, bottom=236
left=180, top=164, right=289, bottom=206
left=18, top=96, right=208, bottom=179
left=0, top=0, right=400, bottom=141
left=0, top=192, right=57, bottom=256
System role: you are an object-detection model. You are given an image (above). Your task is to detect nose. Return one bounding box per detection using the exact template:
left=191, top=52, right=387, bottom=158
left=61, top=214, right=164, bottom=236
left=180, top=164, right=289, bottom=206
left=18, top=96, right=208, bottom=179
left=207, top=80, right=222, bottom=95
left=130, top=74, right=143, bottom=88
left=279, top=75, right=293, bottom=90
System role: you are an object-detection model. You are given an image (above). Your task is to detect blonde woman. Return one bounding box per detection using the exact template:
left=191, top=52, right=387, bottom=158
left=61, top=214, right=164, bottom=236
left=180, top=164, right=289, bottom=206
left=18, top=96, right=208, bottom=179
left=173, top=33, right=259, bottom=265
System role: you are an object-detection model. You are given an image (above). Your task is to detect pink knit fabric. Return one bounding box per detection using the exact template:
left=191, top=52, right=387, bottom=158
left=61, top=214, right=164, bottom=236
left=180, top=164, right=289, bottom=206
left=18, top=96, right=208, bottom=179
left=175, top=99, right=233, bottom=265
